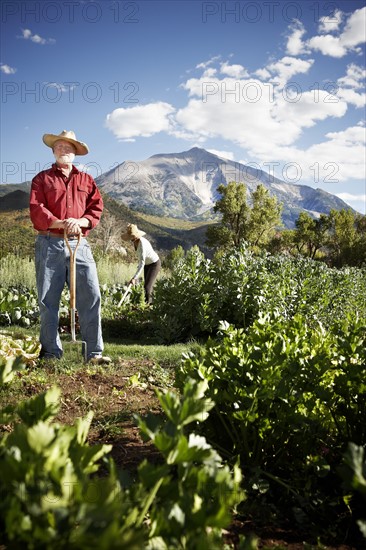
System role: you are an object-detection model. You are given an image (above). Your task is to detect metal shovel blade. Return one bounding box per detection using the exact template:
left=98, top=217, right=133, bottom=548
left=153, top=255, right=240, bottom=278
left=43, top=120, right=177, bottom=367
left=64, top=307, right=87, bottom=363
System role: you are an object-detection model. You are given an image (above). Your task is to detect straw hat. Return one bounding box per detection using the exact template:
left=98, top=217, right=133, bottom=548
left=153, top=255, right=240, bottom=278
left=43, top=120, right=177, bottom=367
left=122, top=223, right=146, bottom=241
left=42, top=130, right=89, bottom=155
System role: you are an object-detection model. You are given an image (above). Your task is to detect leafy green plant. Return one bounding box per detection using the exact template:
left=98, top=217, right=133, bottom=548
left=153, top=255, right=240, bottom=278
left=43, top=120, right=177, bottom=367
left=0, top=287, right=39, bottom=326
left=176, top=314, right=366, bottom=540
left=151, top=246, right=366, bottom=343
left=0, top=354, right=242, bottom=548
left=0, top=354, right=26, bottom=386
left=338, top=443, right=366, bottom=539
left=0, top=331, right=41, bottom=366
left=0, top=385, right=145, bottom=549
left=136, top=378, right=243, bottom=549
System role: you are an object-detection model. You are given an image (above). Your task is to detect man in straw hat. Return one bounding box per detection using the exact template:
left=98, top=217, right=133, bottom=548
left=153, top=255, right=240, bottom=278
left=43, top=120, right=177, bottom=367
left=122, top=223, right=161, bottom=304
left=29, top=130, right=111, bottom=364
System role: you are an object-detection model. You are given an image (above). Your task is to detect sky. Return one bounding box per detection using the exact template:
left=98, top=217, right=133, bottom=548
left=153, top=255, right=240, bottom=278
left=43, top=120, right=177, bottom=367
left=1, top=0, right=365, bottom=214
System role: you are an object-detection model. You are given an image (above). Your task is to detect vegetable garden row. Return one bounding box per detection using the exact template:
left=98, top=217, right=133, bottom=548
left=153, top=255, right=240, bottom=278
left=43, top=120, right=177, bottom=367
left=1, top=246, right=365, bottom=548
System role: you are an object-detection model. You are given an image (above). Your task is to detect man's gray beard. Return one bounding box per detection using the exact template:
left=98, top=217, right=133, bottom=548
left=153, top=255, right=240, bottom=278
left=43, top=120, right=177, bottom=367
left=54, top=153, right=75, bottom=165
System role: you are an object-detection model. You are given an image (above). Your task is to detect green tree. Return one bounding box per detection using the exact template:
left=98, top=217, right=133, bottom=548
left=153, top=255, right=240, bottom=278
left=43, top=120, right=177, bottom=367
left=164, top=244, right=185, bottom=270
left=269, top=209, right=366, bottom=266
left=206, top=182, right=282, bottom=251
left=247, top=184, right=283, bottom=248
left=293, top=212, right=330, bottom=259
left=353, top=214, right=366, bottom=266
left=267, top=228, right=296, bottom=256
left=327, top=209, right=366, bottom=267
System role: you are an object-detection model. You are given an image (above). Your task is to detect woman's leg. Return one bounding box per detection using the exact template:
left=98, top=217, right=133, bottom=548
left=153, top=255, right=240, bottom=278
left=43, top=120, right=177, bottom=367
left=144, top=259, right=161, bottom=303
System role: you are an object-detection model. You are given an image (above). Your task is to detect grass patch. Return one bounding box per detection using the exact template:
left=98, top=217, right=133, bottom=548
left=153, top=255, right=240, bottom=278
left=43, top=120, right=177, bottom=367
left=0, top=325, right=203, bottom=432
left=139, top=212, right=214, bottom=230
left=1, top=325, right=202, bottom=475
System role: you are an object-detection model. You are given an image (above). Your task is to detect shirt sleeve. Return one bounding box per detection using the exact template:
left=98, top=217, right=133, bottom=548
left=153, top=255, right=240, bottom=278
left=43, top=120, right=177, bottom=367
left=29, top=173, right=58, bottom=230
left=133, top=240, right=146, bottom=279
left=83, top=177, right=104, bottom=230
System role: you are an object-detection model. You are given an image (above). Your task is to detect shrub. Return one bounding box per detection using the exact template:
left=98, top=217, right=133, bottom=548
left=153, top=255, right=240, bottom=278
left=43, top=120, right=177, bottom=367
left=176, top=313, right=366, bottom=539
left=151, top=246, right=366, bottom=343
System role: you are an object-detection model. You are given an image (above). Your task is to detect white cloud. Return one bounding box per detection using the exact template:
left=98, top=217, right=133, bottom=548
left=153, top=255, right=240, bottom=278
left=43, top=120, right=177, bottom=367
left=268, top=125, right=366, bottom=184
left=176, top=77, right=295, bottom=152
left=104, top=7, right=365, bottom=188
left=340, top=7, right=366, bottom=48
left=254, top=68, right=271, bottom=80
left=325, top=125, right=366, bottom=145
left=307, top=7, right=366, bottom=57
left=336, top=87, right=366, bottom=108
left=220, top=62, right=248, bottom=78
left=336, top=193, right=366, bottom=214
left=19, top=28, right=55, bottom=45
left=336, top=64, right=366, bottom=108
left=338, top=63, right=366, bottom=89
left=274, top=90, right=347, bottom=128
left=106, top=65, right=355, bottom=179
left=0, top=63, right=16, bottom=74
left=337, top=192, right=366, bottom=201
left=286, top=20, right=308, bottom=55
left=265, top=56, right=314, bottom=89
left=207, top=149, right=235, bottom=161
left=284, top=10, right=361, bottom=59
left=175, top=73, right=348, bottom=159
left=196, top=56, right=221, bottom=70
left=105, top=102, right=176, bottom=140
left=318, top=10, right=343, bottom=33
left=307, top=34, right=347, bottom=58
left=175, top=65, right=362, bottom=184
left=202, top=67, right=217, bottom=78
left=337, top=63, right=366, bottom=108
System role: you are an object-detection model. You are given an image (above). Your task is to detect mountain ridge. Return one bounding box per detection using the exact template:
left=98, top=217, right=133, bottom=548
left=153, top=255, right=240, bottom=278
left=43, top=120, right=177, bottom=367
left=0, top=148, right=356, bottom=236
left=95, top=147, right=353, bottom=228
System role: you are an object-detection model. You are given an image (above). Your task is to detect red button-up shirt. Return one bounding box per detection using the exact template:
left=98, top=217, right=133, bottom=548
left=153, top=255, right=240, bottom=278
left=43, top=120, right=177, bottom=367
left=29, top=164, right=103, bottom=236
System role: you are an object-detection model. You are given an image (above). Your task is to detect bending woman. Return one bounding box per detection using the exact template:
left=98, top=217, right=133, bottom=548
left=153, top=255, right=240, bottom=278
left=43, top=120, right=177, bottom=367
left=122, top=223, right=161, bottom=304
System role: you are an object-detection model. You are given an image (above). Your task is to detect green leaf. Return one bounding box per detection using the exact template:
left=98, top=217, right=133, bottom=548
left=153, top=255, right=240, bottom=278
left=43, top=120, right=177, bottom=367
left=0, top=355, right=25, bottom=384
left=16, top=386, right=61, bottom=426
left=75, top=411, right=94, bottom=445
left=26, top=421, right=56, bottom=453
left=166, top=433, right=216, bottom=465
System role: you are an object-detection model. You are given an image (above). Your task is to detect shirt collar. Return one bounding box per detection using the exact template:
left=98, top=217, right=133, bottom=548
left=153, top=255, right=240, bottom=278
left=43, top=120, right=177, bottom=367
left=52, top=163, right=79, bottom=175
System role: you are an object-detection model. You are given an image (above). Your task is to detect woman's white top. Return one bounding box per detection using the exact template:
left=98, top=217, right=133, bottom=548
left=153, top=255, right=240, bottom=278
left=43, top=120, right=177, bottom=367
left=133, top=237, right=160, bottom=279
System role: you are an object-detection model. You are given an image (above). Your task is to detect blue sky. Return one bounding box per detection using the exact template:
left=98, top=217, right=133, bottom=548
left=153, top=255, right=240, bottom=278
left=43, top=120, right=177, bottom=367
left=1, top=0, right=365, bottom=213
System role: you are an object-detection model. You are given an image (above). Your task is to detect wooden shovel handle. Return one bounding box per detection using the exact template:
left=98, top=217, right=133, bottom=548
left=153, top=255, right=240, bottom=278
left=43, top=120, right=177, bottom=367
left=64, top=229, right=82, bottom=309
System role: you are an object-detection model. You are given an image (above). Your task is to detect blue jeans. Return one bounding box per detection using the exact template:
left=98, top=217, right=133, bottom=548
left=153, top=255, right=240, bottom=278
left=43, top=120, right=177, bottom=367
left=35, top=235, right=104, bottom=360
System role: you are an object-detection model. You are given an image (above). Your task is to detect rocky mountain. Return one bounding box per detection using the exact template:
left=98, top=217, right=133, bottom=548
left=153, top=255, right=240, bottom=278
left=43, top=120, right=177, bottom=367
left=96, top=147, right=352, bottom=228
left=0, top=148, right=354, bottom=233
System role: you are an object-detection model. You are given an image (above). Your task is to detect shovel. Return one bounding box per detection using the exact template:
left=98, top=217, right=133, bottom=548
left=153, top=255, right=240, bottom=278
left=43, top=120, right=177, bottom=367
left=64, top=229, right=87, bottom=362
left=117, top=283, right=132, bottom=307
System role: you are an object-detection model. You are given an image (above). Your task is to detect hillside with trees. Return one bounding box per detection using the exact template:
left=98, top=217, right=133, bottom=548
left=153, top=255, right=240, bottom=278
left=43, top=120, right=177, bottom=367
left=0, top=181, right=365, bottom=268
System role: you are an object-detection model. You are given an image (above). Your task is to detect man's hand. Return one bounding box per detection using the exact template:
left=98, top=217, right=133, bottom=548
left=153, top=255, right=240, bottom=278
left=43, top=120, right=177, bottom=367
left=129, top=278, right=137, bottom=286
left=49, top=217, right=90, bottom=234
left=64, top=218, right=82, bottom=234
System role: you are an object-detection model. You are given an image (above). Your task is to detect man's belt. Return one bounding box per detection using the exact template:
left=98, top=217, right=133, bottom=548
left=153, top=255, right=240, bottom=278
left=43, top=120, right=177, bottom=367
left=37, top=231, right=82, bottom=239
